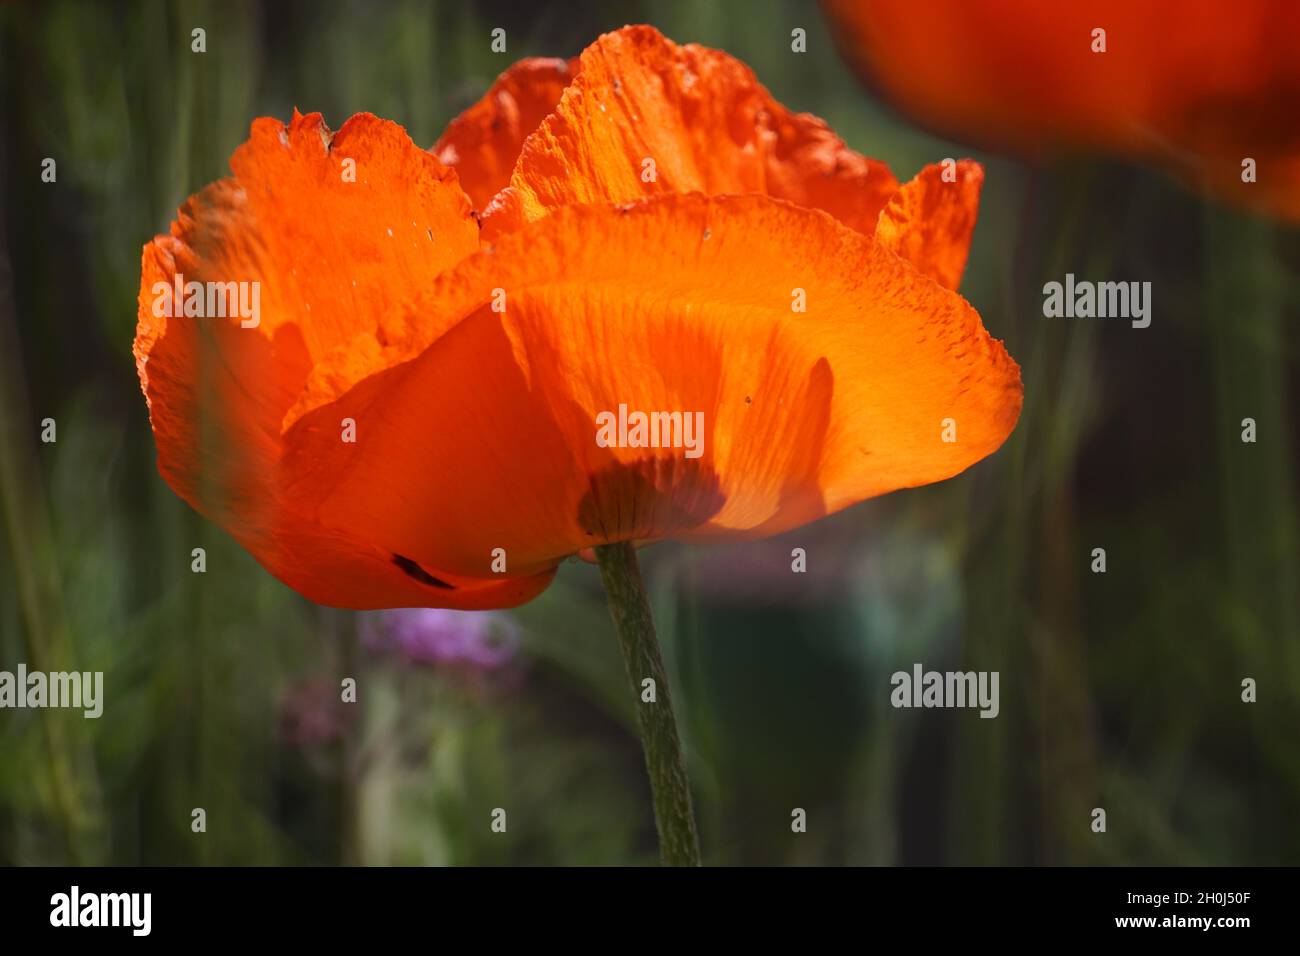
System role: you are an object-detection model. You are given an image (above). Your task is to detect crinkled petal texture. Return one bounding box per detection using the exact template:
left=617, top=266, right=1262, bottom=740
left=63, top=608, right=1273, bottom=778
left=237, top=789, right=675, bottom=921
left=876, top=160, right=984, bottom=292
left=822, top=0, right=1300, bottom=221
left=136, top=111, right=554, bottom=608
left=137, top=26, right=1022, bottom=610
left=488, top=25, right=899, bottom=236
left=432, top=56, right=576, bottom=212
left=438, top=25, right=983, bottom=287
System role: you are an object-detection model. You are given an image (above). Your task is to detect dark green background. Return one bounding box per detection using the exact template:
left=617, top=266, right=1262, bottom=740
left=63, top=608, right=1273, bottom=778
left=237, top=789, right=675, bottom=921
left=1, top=0, right=1296, bottom=865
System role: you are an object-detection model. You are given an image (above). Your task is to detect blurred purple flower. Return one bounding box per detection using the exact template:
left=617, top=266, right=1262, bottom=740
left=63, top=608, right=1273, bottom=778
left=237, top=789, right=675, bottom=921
left=362, top=608, right=521, bottom=670
left=277, top=675, right=355, bottom=748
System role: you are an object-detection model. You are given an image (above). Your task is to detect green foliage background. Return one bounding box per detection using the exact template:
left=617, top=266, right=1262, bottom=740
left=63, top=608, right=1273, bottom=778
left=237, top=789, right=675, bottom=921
left=1, top=0, right=1297, bottom=865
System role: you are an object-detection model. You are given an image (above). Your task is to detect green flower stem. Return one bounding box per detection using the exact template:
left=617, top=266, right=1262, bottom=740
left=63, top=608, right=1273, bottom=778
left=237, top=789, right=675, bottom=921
left=594, top=541, right=701, bottom=867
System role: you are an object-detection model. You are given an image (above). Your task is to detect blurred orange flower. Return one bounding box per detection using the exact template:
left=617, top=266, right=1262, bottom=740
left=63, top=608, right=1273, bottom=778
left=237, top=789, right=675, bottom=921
left=135, top=25, right=1021, bottom=610
left=822, top=0, right=1300, bottom=220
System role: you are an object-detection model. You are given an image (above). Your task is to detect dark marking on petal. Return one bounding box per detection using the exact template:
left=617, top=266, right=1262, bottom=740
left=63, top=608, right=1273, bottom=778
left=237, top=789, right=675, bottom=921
left=393, top=553, right=456, bottom=589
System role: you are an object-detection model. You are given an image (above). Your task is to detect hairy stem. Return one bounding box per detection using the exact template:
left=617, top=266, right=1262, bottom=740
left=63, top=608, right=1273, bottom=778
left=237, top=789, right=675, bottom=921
left=594, top=541, right=701, bottom=866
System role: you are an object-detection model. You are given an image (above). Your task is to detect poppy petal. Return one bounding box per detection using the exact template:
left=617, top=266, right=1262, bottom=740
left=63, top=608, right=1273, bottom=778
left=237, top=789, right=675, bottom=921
left=876, top=159, right=984, bottom=290
left=483, top=25, right=898, bottom=238
left=432, top=57, right=576, bottom=213
left=823, top=0, right=1300, bottom=220
left=277, top=193, right=1021, bottom=582
left=136, top=111, right=552, bottom=608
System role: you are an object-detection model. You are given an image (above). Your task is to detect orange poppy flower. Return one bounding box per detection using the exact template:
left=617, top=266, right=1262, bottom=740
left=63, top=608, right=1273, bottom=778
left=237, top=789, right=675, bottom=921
left=135, top=25, right=1022, bottom=610
left=822, top=0, right=1300, bottom=220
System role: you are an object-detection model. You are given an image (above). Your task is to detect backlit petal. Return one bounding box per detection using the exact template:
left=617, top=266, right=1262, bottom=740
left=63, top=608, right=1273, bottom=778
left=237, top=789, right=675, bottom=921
left=876, top=160, right=983, bottom=290
left=483, top=25, right=898, bottom=238
left=136, top=112, right=551, bottom=608
left=432, top=57, right=576, bottom=212
left=279, top=194, right=1021, bottom=581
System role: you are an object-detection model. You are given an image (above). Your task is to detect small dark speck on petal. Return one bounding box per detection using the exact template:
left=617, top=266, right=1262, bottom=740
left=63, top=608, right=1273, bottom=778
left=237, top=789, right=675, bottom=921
left=393, top=553, right=456, bottom=589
